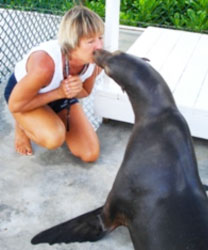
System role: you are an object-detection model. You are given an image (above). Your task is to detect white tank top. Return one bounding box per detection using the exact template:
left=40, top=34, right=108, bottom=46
left=14, top=40, right=95, bottom=94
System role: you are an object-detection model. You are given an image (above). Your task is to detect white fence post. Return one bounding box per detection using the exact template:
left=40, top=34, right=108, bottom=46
left=104, top=0, right=120, bottom=52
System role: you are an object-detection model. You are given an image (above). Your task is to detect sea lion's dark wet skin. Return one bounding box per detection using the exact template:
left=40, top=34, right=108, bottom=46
left=31, top=50, right=208, bottom=250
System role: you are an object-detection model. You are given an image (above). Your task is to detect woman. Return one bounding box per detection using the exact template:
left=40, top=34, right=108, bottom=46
left=4, top=6, right=104, bottom=162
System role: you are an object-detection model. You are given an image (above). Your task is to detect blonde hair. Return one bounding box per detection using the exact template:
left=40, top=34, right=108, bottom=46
left=58, top=6, right=104, bottom=55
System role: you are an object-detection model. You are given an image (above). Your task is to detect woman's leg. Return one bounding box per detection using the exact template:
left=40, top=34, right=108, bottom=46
left=58, top=103, right=100, bottom=163
left=13, top=106, right=66, bottom=155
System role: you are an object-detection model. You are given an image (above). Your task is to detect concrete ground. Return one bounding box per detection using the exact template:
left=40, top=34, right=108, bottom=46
left=1, top=27, right=208, bottom=250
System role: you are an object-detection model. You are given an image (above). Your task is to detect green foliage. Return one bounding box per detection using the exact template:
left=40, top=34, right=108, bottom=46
left=170, top=0, right=208, bottom=32
left=120, top=0, right=208, bottom=32
left=1, top=0, right=207, bottom=32
left=84, top=0, right=105, bottom=18
left=0, top=0, right=74, bottom=14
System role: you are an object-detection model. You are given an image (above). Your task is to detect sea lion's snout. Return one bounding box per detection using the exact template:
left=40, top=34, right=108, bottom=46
left=93, top=49, right=112, bottom=68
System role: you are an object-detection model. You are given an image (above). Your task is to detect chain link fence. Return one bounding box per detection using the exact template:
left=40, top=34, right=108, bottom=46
left=0, top=7, right=61, bottom=82
left=0, top=5, right=102, bottom=130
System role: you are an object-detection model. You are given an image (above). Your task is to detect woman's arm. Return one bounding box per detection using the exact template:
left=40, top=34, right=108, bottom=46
left=8, top=51, right=82, bottom=113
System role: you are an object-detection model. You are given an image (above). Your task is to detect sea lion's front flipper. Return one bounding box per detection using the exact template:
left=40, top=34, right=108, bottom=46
left=31, top=206, right=108, bottom=245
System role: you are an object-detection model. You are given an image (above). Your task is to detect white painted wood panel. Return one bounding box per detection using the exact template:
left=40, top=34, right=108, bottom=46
left=174, top=34, right=208, bottom=108
left=128, top=27, right=163, bottom=57
left=160, top=31, right=200, bottom=92
left=195, top=71, right=208, bottom=110
left=144, top=28, right=182, bottom=71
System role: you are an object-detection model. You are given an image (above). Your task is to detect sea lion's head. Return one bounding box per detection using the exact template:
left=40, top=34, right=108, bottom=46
left=93, top=49, right=146, bottom=93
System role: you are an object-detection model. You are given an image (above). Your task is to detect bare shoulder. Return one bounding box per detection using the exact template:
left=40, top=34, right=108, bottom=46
left=26, top=51, right=55, bottom=80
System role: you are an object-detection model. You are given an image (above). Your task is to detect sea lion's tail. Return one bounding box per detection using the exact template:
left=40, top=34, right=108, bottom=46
left=31, top=206, right=108, bottom=245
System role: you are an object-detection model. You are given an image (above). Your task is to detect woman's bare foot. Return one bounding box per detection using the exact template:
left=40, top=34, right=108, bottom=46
left=15, top=123, right=33, bottom=156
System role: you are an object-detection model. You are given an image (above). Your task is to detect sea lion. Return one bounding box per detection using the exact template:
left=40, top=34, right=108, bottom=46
left=31, top=49, right=208, bottom=250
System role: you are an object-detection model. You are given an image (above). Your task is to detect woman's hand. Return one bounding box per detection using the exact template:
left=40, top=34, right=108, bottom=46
left=60, top=75, right=83, bottom=98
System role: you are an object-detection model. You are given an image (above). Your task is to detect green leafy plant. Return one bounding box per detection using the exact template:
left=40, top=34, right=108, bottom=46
left=120, top=0, right=208, bottom=32
left=84, top=0, right=105, bottom=18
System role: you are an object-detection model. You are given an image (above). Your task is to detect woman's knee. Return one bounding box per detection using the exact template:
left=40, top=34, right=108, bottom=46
left=80, top=144, right=100, bottom=163
left=39, top=123, right=66, bottom=149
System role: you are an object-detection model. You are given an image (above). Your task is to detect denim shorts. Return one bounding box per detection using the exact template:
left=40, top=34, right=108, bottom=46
left=4, top=73, right=78, bottom=113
